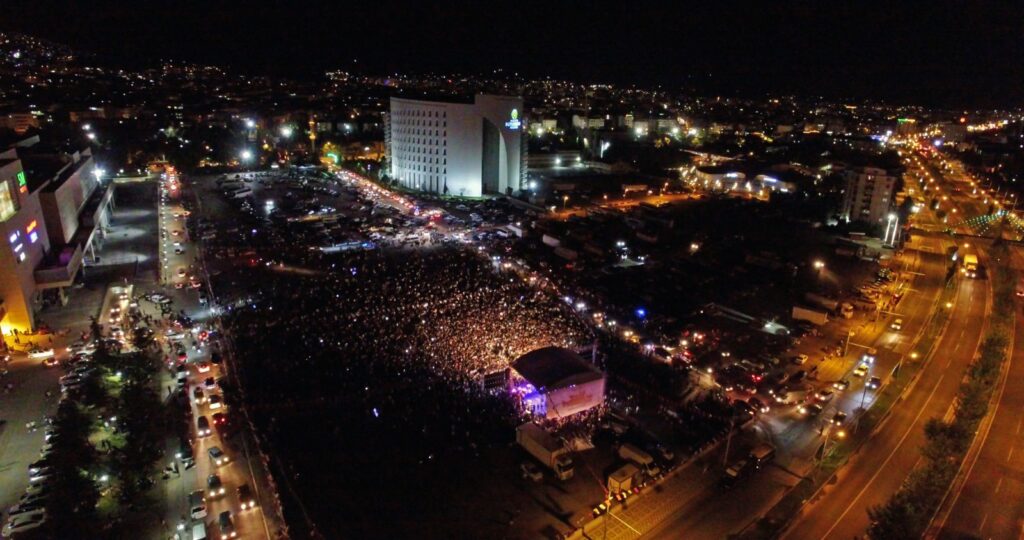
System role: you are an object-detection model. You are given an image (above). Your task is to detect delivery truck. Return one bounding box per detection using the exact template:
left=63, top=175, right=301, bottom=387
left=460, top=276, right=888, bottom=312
left=516, top=423, right=574, bottom=480
left=962, top=253, right=978, bottom=278
left=617, top=443, right=661, bottom=477
left=792, top=305, right=829, bottom=325
left=608, top=463, right=639, bottom=494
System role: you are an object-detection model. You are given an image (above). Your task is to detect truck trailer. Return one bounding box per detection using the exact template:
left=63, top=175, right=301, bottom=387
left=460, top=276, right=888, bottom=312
left=617, top=443, right=661, bottom=476
left=516, top=423, right=574, bottom=480
left=792, top=305, right=829, bottom=325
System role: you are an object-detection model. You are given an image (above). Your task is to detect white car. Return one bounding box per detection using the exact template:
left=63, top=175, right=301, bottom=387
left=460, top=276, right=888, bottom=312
left=27, top=348, right=55, bottom=359
left=67, top=341, right=97, bottom=355
left=2, top=513, right=46, bottom=537
left=6, top=503, right=45, bottom=520
left=890, top=318, right=903, bottom=331
left=852, top=363, right=870, bottom=377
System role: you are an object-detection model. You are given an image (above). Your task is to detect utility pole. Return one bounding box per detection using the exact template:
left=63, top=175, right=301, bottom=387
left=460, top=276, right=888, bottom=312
left=722, top=418, right=735, bottom=467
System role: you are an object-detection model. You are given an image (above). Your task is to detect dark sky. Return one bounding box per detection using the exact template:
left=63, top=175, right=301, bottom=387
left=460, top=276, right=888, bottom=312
left=5, top=0, right=1023, bottom=107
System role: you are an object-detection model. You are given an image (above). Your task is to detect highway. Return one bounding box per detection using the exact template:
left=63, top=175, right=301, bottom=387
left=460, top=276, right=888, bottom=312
left=780, top=148, right=994, bottom=539
left=915, top=145, right=1024, bottom=540
left=782, top=258, right=987, bottom=539
left=552, top=218, right=945, bottom=540
left=935, top=245, right=1023, bottom=539
left=634, top=242, right=951, bottom=540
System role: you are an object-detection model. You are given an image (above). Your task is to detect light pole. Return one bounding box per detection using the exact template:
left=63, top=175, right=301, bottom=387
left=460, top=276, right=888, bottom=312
left=819, top=424, right=847, bottom=463
left=860, top=361, right=872, bottom=410
left=240, top=149, right=254, bottom=171
left=814, top=260, right=825, bottom=279
left=843, top=330, right=855, bottom=357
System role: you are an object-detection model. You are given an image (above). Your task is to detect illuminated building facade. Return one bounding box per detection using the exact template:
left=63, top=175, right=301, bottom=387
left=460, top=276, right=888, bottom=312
left=0, top=153, right=52, bottom=333
left=386, top=94, right=525, bottom=197
left=840, top=166, right=898, bottom=227
left=0, top=137, right=111, bottom=333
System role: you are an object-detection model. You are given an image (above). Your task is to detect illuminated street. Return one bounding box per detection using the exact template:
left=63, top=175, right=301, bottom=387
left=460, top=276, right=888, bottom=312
left=0, top=5, right=1021, bottom=539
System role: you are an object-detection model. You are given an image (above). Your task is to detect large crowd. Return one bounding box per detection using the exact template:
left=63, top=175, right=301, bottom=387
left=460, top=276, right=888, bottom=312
left=216, top=241, right=593, bottom=535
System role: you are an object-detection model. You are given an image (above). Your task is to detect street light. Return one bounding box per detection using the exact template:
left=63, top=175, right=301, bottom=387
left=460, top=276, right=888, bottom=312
left=280, top=126, right=293, bottom=138
left=244, top=119, right=256, bottom=129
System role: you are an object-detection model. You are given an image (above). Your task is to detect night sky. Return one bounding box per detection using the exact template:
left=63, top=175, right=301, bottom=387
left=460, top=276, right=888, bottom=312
left=4, top=0, right=1023, bottom=107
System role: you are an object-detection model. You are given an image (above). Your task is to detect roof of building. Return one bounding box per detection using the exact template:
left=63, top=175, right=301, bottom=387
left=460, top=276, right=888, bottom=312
left=511, top=346, right=603, bottom=391
left=20, top=155, right=65, bottom=192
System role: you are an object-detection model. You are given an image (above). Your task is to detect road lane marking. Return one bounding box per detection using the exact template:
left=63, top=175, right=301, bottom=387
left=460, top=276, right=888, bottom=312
left=1009, top=446, right=1015, bottom=462
left=1017, top=418, right=1022, bottom=435
left=980, top=512, right=989, bottom=531
left=996, top=477, right=1004, bottom=494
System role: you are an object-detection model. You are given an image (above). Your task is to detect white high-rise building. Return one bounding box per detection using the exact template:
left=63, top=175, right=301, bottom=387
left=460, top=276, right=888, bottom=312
left=385, top=94, right=524, bottom=197
left=841, top=166, right=898, bottom=226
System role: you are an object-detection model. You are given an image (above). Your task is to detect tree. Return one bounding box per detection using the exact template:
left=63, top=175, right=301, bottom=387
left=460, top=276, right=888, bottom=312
left=868, top=491, right=921, bottom=540
left=44, top=400, right=100, bottom=536
left=113, top=353, right=164, bottom=503
left=922, top=419, right=969, bottom=462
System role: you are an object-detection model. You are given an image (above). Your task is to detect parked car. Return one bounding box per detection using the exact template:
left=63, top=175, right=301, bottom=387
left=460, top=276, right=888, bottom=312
left=520, top=461, right=543, bottom=482
left=2, top=513, right=47, bottom=537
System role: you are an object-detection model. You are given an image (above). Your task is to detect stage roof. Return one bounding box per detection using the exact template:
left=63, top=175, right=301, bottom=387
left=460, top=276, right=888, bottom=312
left=511, top=346, right=603, bottom=391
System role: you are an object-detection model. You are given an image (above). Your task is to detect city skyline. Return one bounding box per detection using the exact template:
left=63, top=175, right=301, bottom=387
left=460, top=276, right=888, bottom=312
left=2, top=1, right=1022, bottom=107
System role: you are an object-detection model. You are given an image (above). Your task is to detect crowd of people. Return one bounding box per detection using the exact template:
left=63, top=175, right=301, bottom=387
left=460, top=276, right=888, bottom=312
left=215, top=242, right=593, bottom=535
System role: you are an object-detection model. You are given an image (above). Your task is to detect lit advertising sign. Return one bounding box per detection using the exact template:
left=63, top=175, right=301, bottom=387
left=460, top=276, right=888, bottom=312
left=504, top=108, right=522, bottom=130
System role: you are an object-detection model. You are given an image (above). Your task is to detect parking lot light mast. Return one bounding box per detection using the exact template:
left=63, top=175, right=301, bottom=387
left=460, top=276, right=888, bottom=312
left=813, top=259, right=825, bottom=279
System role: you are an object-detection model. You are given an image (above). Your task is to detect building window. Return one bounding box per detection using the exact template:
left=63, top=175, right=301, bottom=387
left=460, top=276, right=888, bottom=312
left=0, top=180, right=16, bottom=222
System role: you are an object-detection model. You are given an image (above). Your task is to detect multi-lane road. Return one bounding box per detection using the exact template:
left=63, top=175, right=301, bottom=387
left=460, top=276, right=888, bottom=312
left=154, top=171, right=274, bottom=540
left=935, top=246, right=1023, bottom=540
left=784, top=251, right=986, bottom=539
left=570, top=213, right=951, bottom=539
left=914, top=148, right=1024, bottom=540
